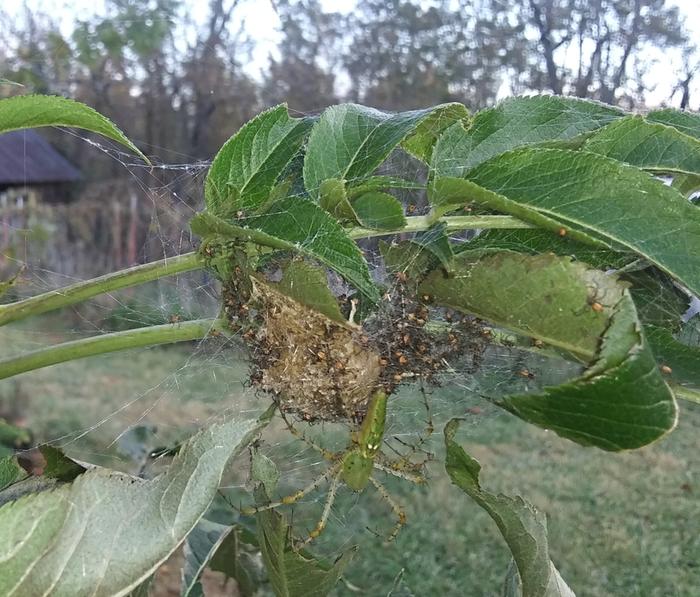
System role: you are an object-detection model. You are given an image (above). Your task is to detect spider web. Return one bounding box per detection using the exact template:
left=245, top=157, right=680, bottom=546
left=0, top=121, right=689, bottom=593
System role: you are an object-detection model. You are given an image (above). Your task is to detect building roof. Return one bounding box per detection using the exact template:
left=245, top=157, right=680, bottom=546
left=0, top=129, right=81, bottom=185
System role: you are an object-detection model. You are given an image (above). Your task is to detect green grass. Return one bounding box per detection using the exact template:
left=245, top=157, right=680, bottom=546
left=1, top=318, right=698, bottom=596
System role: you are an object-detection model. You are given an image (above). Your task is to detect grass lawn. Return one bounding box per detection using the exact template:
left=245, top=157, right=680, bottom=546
left=1, top=319, right=698, bottom=596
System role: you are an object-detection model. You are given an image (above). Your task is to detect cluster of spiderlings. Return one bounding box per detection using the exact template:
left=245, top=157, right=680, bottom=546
left=206, top=242, right=488, bottom=423
left=365, top=274, right=488, bottom=395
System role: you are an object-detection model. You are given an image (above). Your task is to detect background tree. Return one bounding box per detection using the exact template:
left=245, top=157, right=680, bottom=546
left=181, top=0, right=259, bottom=160
left=512, top=0, right=685, bottom=105
left=344, top=0, right=525, bottom=110
left=261, top=0, right=338, bottom=113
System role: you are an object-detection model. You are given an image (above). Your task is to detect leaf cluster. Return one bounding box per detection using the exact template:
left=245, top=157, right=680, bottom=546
left=2, top=93, right=700, bottom=596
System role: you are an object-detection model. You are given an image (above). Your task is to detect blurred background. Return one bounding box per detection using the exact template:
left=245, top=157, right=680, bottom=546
left=1, top=1, right=699, bottom=595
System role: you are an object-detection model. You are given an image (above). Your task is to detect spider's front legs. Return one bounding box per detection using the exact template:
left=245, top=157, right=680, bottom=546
left=279, top=410, right=337, bottom=462
left=240, top=461, right=342, bottom=515
left=373, top=458, right=426, bottom=485
left=296, top=469, right=343, bottom=548
left=369, top=476, right=407, bottom=542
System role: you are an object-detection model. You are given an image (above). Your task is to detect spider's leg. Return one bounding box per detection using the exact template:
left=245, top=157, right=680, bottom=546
left=296, top=468, right=343, bottom=548
left=368, top=476, right=406, bottom=542
left=241, top=461, right=342, bottom=515
left=373, top=459, right=426, bottom=485
left=279, top=411, right=337, bottom=462
left=387, top=380, right=435, bottom=468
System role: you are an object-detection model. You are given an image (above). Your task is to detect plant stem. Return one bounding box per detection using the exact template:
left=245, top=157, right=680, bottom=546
left=0, top=252, right=203, bottom=327
left=0, top=318, right=225, bottom=381
left=670, top=384, right=700, bottom=405
left=0, top=214, right=529, bottom=327
left=348, top=214, right=532, bottom=239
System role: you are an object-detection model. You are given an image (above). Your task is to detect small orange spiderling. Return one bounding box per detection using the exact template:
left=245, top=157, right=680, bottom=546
left=558, top=227, right=567, bottom=237
left=591, top=302, right=604, bottom=312
left=660, top=365, right=673, bottom=375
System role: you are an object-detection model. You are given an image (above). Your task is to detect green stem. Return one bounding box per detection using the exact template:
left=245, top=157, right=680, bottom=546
left=0, top=252, right=203, bottom=327
left=670, top=384, right=700, bottom=405
left=0, top=214, right=529, bottom=327
left=0, top=318, right=224, bottom=381
left=348, top=214, right=532, bottom=239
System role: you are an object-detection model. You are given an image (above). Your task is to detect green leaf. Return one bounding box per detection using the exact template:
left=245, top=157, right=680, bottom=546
left=412, top=223, right=454, bottom=272
left=379, top=240, right=436, bottom=285
left=0, top=414, right=267, bottom=596
left=0, top=456, right=25, bottom=492
left=422, top=251, right=614, bottom=360
left=38, top=445, right=86, bottom=482
left=584, top=116, right=700, bottom=184
left=303, top=103, right=462, bottom=199
left=182, top=519, right=261, bottom=597
left=401, top=102, right=470, bottom=162
left=256, top=506, right=355, bottom=597
left=623, top=269, right=690, bottom=331
left=646, top=108, right=700, bottom=140
left=463, top=229, right=632, bottom=271
left=208, top=525, right=264, bottom=597
left=182, top=520, right=223, bottom=597
left=319, top=178, right=357, bottom=221
left=0, top=94, right=148, bottom=163
left=432, top=95, right=623, bottom=177
left=129, top=576, right=154, bottom=597
left=441, top=147, right=700, bottom=298
left=352, top=191, right=407, bottom=230
left=128, top=576, right=153, bottom=597
left=276, top=261, right=345, bottom=324
left=421, top=251, right=678, bottom=450
left=192, top=199, right=379, bottom=304
left=645, top=325, right=700, bottom=390
left=250, top=444, right=281, bottom=498
left=444, top=419, right=575, bottom=597
left=346, top=176, right=424, bottom=198
left=205, top=105, right=312, bottom=216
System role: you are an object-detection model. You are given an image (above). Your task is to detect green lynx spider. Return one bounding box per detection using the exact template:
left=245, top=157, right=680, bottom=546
left=243, top=390, right=429, bottom=545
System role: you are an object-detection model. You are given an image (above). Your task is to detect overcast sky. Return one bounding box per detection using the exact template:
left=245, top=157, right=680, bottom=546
left=4, top=0, right=700, bottom=110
